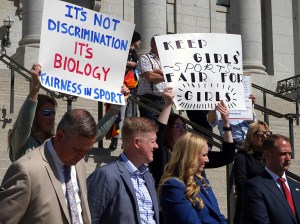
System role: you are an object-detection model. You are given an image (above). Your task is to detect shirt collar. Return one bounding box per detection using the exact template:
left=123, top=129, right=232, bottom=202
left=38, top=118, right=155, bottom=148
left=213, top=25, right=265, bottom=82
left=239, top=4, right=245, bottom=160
left=120, top=153, right=148, bottom=176
left=149, top=51, right=159, bottom=59
left=265, top=166, right=287, bottom=182
left=46, top=138, right=65, bottom=170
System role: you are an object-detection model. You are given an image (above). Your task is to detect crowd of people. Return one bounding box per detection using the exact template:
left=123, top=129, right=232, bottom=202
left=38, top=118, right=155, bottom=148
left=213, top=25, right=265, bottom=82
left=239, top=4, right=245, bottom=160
left=0, top=31, right=299, bottom=224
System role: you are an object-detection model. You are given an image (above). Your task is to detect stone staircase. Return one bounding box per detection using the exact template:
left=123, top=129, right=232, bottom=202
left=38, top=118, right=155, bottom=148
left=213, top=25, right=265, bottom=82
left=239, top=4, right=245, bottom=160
left=0, top=68, right=119, bottom=178
left=1, top=67, right=300, bottom=221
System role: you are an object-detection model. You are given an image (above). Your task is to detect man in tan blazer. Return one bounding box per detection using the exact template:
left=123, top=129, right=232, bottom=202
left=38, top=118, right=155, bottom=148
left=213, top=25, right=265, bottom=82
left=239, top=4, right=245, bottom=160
left=0, top=109, right=97, bottom=224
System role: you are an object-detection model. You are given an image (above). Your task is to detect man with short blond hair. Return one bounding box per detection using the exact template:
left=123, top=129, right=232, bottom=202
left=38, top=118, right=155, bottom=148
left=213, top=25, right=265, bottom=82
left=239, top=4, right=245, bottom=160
left=87, top=117, right=160, bottom=224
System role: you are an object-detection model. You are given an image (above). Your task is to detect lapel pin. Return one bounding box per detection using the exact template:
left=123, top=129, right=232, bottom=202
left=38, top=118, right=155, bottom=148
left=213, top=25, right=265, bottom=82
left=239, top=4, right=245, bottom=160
left=296, top=188, right=299, bottom=191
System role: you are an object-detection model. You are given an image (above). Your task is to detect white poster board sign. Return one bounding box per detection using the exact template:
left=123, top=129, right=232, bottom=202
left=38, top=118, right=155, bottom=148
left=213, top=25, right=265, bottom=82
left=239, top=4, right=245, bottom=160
left=229, top=72, right=254, bottom=120
left=155, top=33, right=245, bottom=110
left=39, top=0, right=135, bottom=105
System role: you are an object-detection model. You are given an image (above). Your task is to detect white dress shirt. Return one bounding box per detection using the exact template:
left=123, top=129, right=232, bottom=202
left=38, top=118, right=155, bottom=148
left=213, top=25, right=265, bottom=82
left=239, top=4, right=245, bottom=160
left=46, top=139, right=84, bottom=224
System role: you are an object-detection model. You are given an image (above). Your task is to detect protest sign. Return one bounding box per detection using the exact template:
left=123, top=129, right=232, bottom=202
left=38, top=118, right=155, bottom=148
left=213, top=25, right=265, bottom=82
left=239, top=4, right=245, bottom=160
left=155, top=33, right=245, bottom=110
left=229, top=72, right=254, bottom=120
left=39, top=0, right=135, bottom=105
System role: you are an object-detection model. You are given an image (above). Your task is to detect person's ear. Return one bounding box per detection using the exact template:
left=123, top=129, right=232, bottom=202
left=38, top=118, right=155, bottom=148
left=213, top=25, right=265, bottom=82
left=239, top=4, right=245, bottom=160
left=263, top=150, right=269, bottom=160
left=55, top=129, right=65, bottom=142
left=133, top=137, right=141, bottom=148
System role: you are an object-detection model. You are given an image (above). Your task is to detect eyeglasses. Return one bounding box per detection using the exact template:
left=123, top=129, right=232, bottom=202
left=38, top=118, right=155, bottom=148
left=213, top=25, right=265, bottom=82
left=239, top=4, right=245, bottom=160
left=40, top=109, right=56, bottom=117
left=173, top=124, right=188, bottom=131
left=254, top=131, right=272, bottom=138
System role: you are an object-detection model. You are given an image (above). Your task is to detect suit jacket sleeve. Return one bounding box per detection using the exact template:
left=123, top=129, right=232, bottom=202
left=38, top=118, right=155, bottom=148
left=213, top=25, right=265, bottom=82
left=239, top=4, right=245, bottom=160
left=289, top=178, right=300, bottom=219
left=0, top=162, right=31, bottom=224
left=233, top=151, right=248, bottom=195
left=9, top=97, right=37, bottom=162
left=244, top=179, right=270, bottom=224
left=205, top=141, right=236, bottom=168
left=87, top=168, right=116, bottom=224
left=160, top=179, right=201, bottom=224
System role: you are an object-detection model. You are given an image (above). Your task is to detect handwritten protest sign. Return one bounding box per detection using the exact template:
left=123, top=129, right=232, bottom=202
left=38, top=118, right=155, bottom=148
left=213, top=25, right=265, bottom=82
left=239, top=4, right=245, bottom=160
left=39, top=0, right=135, bottom=105
left=155, top=33, right=245, bottom=110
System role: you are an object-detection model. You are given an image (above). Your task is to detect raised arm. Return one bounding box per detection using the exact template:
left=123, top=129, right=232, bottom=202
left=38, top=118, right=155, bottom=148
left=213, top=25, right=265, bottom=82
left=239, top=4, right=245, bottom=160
left=157, top=87, right=174, bottom=125
left=208, top=108, right=222, bottom=131
left=96, top=84, right=130, bottom=141
left=206, top=101, right=235, bottom=168
left=9, top=65, right=42, bottom=161
left=207, top=109, right=218, bottom=125
left=249, top=94, right=257, bottom=122
left=28, top=64, right=42, bottom=101
left=150, top=87, right=174, bottom=187
left=217, top=100, right=233, bottom=143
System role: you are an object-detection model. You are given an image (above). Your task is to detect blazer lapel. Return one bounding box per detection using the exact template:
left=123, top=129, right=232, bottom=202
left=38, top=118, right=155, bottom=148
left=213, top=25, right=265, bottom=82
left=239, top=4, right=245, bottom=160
left=41, top=144, right=71, bottom=224
left=144, top=172, right=159, bottom=224
left=117, top=160, right=141, bottom=224
left=262, top=171, right=297, bottom=223
left=288, top=177, right=300, bottom=222
left=196, top=178, right=220, bottom=216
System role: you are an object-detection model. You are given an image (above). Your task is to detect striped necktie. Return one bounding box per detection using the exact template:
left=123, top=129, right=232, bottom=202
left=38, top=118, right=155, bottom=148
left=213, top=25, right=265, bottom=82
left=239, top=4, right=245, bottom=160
left=64, top=165, right=80, bottom=224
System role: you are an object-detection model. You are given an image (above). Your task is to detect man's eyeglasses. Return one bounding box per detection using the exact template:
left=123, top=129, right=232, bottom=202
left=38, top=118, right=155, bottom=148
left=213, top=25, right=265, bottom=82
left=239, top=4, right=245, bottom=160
left=40, top=109, right=56, bottom=117
left=254, top=131, right=272, bottom=138
left=173, top=124, right=188, bottom=131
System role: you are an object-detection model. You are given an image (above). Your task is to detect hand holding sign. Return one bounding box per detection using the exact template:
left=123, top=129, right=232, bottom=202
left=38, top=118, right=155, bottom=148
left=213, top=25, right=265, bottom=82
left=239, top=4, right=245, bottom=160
left=39, top=0, right=135, bottom=105
left=155, top=33, right=245, bottom=111
left=28, top=64, right=42, bottom=101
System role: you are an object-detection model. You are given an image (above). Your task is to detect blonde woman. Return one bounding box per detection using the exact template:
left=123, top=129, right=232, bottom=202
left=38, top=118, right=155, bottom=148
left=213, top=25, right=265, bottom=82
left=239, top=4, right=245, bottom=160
left=158, top=133, right=227, bottom=224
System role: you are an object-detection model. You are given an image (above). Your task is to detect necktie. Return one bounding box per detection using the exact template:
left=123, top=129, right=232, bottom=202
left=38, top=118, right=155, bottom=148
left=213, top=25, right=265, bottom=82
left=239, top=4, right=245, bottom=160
left=278, top=177, right=295, bottom=215
left=64, top=165, right=80, bottom=224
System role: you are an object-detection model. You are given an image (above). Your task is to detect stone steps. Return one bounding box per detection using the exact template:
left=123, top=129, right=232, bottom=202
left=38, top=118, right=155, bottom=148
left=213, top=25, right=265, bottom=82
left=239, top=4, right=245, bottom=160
left=1, top=67, right=300, bottom=220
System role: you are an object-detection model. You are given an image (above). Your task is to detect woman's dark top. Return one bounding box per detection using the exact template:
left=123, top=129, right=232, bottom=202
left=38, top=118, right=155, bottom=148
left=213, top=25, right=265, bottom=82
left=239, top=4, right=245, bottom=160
left=126, top=48, right=139, bottom=74
left=233, top=149, right=265, bottom=195
left=149, top=121, right=236, bottom=188
left=149, top=122, right=171, bottom=188
left=233, top=149, right=265, bottom=224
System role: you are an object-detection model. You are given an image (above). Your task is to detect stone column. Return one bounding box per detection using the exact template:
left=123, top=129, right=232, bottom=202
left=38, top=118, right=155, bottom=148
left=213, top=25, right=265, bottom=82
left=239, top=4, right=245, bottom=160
left=16, top=0, right=94, bottom=68
left=294, top=0, right=300, bottom=74
left=15, top=0, right=43, bottom=68
left=231, top=0, right=267, bottom=75
left=134, top=0, right=167, bottom=54
left=19, top=0, right=43, bottom=48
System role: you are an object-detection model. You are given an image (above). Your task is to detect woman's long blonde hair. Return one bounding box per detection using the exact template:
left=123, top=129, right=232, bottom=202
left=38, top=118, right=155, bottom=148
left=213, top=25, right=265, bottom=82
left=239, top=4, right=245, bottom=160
left=158, top=132, right=209, bottom=210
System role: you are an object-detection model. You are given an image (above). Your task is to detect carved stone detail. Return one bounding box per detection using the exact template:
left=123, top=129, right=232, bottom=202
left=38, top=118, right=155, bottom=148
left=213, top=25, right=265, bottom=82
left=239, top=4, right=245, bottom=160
left=93, top=0, right=101, bottom=12
left=14, top=0, right=23, bottom=19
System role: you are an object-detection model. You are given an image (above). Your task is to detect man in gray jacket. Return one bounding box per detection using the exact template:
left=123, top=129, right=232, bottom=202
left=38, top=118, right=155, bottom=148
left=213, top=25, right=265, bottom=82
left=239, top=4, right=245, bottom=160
left=87, top=117, right=160, bottom=224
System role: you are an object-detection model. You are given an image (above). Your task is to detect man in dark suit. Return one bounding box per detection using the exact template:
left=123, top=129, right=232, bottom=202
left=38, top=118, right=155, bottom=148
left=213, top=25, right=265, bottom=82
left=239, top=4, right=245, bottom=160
left=87, top=117, right=160, bottom=224
left=244, top=134, right=300, bottom=224
left=0, top=109, right=98, bottom=224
